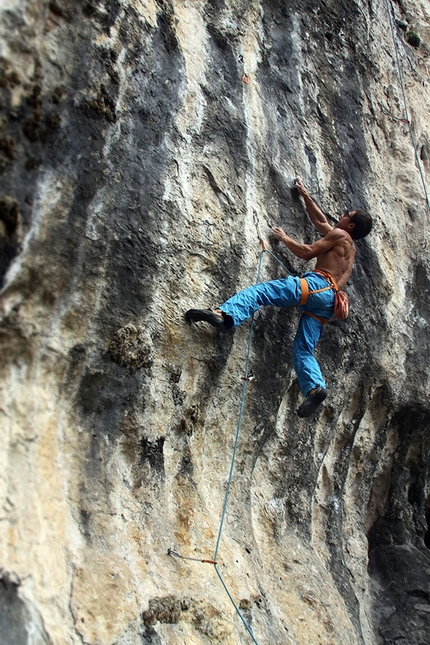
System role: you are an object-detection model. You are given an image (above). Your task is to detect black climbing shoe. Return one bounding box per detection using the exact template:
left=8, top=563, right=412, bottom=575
left=297, top=387, right=327, bottom=418
left=185, top=308, right=225, bottom=328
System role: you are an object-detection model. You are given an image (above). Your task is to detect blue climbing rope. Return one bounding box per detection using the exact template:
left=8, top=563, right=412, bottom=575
left=169, top=234, right=291, bottom=644
left=211, top=249, right=264, bottom=645
left=264, top=248, right=292, bottom=274
left=215, top=563, right=260, bottom=644
left=211, top=233, right=292, bottom=644
left=213, top=248, right=265, bottom=563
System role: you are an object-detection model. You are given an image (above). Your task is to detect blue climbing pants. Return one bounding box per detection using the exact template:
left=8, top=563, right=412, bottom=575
left=220, top=272, right=335, bottom=396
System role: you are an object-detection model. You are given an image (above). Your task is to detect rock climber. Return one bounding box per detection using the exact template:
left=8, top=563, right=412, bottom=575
left=185, top=179, right=373, bottom=417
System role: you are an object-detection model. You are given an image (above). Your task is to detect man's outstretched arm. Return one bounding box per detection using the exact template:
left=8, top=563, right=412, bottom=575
left=294, top=179, right=332, bottom=236
left=271, top=226, right=344, bottom=260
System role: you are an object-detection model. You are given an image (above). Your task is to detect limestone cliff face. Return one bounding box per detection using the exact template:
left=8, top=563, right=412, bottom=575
left=1, top=1, right=430, bottom=644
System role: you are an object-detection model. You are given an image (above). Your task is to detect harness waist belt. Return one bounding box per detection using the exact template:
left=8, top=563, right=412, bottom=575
left=313, top=269, right=339, bottom=291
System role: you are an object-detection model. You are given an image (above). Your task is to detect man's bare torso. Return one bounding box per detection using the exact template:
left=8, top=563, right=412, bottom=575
left=315, top=229, right=356, bottom=289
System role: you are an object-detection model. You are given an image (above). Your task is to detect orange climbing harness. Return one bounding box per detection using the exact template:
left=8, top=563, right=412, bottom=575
left=299, top=276, right=332, bottom=305
left=299, top=270, right=349, bottom=323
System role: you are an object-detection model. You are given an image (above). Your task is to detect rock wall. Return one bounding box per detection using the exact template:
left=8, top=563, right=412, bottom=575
left=1, top=1, right=430, bottom=644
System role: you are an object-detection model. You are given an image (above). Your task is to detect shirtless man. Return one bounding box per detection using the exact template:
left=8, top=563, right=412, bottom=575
left=186, top=180, right=373, bottom=417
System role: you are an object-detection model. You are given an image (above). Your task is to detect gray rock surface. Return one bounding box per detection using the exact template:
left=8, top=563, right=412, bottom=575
left=1, top=0, right=430, bottom=643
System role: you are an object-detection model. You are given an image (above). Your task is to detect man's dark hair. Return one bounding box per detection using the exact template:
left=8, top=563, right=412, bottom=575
left=350, top=209, right=373, bottom=239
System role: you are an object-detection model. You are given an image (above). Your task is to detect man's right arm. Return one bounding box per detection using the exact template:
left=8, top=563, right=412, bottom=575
left=295, top=179, right=333, bottom=236
left=271, top=226, right=345, bottom=261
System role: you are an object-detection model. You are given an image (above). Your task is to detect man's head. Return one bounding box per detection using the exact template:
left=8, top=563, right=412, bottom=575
left=339, top=209, right=373, bottom=240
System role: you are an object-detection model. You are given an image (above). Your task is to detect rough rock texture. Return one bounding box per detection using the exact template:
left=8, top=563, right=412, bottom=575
left=1, top=0, right=430, bottom=644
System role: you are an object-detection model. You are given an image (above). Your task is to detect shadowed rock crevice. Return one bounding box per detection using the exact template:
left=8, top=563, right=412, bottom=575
left=367, top=405, right=430, bottom=547
left=368, top=544, right=430, bottom=645
left=0, top=573, right=49, bottom=645
left=0, top=196, right=21, bottom=286
left=367, top=405, right=430, bottom=643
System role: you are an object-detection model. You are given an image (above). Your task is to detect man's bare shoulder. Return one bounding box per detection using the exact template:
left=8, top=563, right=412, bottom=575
left=323, top=227, right=352, bottom=241
left=324, top=228, right=355, bottom=249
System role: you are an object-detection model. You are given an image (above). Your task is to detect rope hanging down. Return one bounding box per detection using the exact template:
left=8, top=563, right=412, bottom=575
left=169, top=216, right=291, bottom=645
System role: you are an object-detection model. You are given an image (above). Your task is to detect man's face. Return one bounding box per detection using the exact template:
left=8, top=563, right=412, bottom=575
left=336, top=210, right=357, bottom=230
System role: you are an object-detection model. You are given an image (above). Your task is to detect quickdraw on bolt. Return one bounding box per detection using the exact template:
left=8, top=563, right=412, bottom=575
left=167, top=548, right=217, bottom=565
left=241, top=371, right=255, bottom=381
